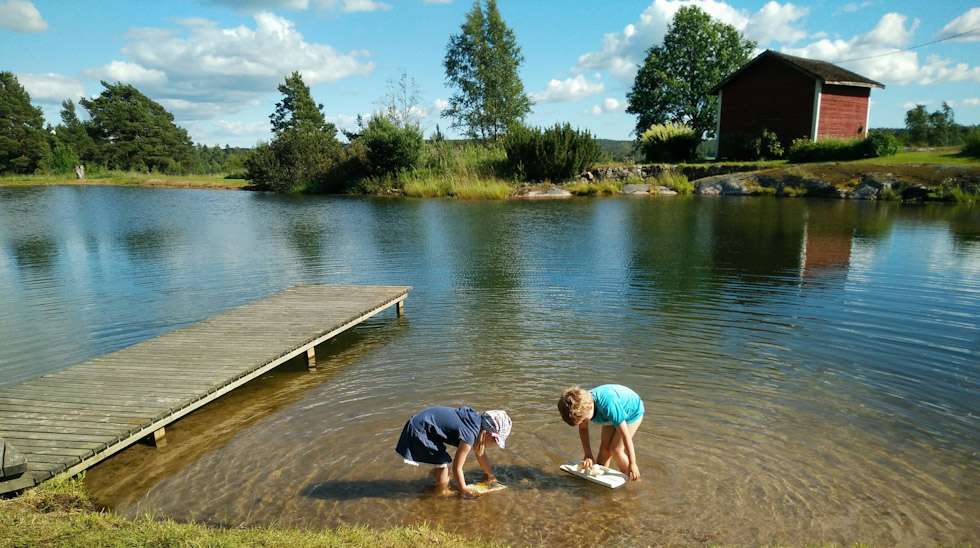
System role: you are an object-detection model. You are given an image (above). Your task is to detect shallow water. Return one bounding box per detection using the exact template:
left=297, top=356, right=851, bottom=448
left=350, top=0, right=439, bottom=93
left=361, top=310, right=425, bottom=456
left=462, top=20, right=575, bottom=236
left=1, top=186, right=978, bottom=545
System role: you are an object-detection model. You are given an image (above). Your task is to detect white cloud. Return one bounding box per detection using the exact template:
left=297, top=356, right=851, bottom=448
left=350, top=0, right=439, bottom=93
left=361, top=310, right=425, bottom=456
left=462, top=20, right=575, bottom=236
left=87, top=61, right=167, bottom=85
left=939, top=7, right=980, bottom=42
left=590, top=97, right=624, bottom=115
left=17, top=73, right=85, bottom=104
left=961, top=98, right=980, bottom=107
left=317, top=0, right=391, bottom=12
left=746, top=2, right=808, bottom=44
left=433, top=98, right=449, bottom=111
left=837, top=1, right=873, bottom=14
left=0, top=0, right=46, bottom=32
left=785, top=13, right=980, bottom=86
left=95, top=12, right=372, bottom=123
left=532, top=74, right=604, bottom=103
left=576, top=0, right=809, bottom=81
left=206, top=0, right=391, bottom=12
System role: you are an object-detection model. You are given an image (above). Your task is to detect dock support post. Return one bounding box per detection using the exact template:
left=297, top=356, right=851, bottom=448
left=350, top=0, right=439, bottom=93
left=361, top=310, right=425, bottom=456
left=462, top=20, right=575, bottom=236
left=307, top=346, right=316, bottom=370
left=150, top=427, right=166, bottom=448
left=396, top=300, right=405, bottom=317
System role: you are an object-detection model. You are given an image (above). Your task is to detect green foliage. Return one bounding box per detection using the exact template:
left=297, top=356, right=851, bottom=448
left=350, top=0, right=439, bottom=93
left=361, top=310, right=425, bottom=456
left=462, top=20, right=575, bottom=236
left=246, top=73, right=342, bottom=192
left=654, top=171, right=693, bottom=194
left=566, top=180, right=622, bottom=196
left=905, top=102, right=959, bottom=146
left=80, top=81, right=194, bottom=173
left=402, top=173, right=513, bottom=199
left=863, top=131, right=900, bottom=157
left=43, top=140, right=80, bottom=174
left=723, top=128, right=784, bottom=161
left=961, top=128, right=980, bottom=158
left=503, top=123, right=603, bottom=181
left=55, top=99, right=96, bottom=164
left=639, top=123, right=699, bottom=162
left=626, top=6, right=754, bottom=140
left=0, top=72, right=50, bottom=174
left=357, top=115, right=424, bottom=177
left=788, top=134, right=900, bottom=163
left=443, top=0, right=531, bottom=140
left=781, top=185, right=808, bottom=197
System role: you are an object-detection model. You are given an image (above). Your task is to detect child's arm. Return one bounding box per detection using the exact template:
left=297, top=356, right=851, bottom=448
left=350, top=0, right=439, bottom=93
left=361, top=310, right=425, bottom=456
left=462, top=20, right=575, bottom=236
left=453, top=442, right=477, bottom=498
left=578, top=420, right=595, bottom=467
left=474, top=435, right=495, bottom=482
left=617, top=421, right=640, bottom=481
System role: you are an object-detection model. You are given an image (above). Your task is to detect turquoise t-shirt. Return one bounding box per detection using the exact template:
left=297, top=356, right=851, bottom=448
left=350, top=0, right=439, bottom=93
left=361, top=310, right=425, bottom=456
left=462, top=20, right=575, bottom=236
left=590, top=384, right=644, bottom=425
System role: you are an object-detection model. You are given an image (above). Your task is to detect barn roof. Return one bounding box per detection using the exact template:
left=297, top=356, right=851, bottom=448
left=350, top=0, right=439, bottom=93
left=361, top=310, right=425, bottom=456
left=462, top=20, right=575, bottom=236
left=710, top=50, right=885, bottom=94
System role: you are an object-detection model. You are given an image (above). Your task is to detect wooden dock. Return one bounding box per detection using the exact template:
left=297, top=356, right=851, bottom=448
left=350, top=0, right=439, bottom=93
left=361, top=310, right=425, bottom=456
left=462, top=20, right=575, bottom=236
left=0, top=284, right=409, bottom=495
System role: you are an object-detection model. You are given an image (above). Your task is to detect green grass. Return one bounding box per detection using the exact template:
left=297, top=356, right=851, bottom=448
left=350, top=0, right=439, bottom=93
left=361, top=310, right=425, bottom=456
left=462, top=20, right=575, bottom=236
left=565, top=180, right=622, bottom=196
left=0, top=475, right=491, bottom=548
left=654, top=171, right=693, bottom=195
left=401, top=172, right=513, bottom=199
left=850, top=147, right=980, bottom=166
left=0, top=171, right=249, bottom=189
left=781, top=185, right=808, bottom=197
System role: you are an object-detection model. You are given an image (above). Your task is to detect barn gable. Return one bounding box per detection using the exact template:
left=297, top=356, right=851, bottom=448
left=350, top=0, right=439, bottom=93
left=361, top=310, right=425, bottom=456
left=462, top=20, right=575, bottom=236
left=712, top=50, right=884, bottom=159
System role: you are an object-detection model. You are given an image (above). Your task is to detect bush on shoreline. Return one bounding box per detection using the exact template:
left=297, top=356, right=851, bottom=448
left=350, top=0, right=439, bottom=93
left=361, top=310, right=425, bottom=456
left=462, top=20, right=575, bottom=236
left=788, top=133, right=900, bottom=163
left=503, top=123, right=603, bottom=182
left=639, top=123, right=699, bottom=163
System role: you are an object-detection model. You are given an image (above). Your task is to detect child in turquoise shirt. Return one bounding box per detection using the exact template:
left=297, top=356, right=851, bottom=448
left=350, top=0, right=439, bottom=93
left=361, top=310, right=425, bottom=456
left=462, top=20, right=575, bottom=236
left=557, top=384, right=644, bottom=481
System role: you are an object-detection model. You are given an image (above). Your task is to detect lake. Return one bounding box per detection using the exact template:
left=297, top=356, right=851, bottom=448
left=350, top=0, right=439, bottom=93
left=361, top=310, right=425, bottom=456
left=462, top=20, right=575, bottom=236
left=0, top=185, right=977, bottom=545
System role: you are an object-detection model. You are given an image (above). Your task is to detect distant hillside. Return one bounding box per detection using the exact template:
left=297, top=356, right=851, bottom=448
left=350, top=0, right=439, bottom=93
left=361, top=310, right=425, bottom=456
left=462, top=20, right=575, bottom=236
left=597, top=139, right=639, bottom=162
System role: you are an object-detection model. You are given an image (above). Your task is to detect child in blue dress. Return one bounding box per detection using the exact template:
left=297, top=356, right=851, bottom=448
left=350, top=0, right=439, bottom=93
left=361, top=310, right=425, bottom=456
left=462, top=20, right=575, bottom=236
left=395, top=406, right=511, bottom=497
left=558, top=384, right=644, bottom=481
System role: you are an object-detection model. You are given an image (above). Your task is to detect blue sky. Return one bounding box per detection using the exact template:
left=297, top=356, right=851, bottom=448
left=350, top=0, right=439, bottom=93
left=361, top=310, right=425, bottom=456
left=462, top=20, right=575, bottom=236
left=1, top=0, right=978, bottom=146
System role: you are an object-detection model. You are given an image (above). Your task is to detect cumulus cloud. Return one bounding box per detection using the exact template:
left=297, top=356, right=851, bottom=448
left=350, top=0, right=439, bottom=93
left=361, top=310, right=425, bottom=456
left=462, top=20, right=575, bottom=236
left=784, top=13, right=980, bottom=85
left=837, top=1, right=873, bottom=15
left=433, top=98, right=449, bottom=111
left=532, top=74, right=604, bottom=103
left=939, top=7, right=980, bottom=42
left=961, top=98, right=980, bottom=107
left=92, top=12, right=372, bottom=123
left=87, top=61, right=167, bottom=85
left=589, top=97, right=624, bottom=115
left=17, top=73, right=85, bottom=104
left=205, top=0, right=391, bottom=12
left=576, top=0, right=809, bottom=81
left=0, top=0, right=46, bottom=32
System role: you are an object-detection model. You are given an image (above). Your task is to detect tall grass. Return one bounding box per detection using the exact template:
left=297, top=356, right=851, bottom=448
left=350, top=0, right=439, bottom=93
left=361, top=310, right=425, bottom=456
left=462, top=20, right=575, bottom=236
left=653, top=171, right=693, bottom=194
left=402, top=171, right=513, bottom=199
left=566, top=180, right=622, bottom=196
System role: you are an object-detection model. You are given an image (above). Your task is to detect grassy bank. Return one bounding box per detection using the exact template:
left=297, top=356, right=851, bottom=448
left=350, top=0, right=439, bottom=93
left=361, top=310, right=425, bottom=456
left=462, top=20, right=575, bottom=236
left=0, top=172, right=249, bottom=190
left=0, top=475, right=490, bottom=548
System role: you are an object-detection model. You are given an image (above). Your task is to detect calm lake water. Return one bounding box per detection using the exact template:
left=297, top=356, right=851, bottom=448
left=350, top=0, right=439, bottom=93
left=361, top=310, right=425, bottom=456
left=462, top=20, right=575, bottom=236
left=1, top=185, right=978, bottom=545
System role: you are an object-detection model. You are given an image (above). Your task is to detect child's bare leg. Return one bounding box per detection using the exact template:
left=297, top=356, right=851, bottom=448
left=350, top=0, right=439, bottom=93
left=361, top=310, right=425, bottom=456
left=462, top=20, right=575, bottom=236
left=596, top=425, right=616, bottom=467
left=432, top=466, right=450, bottom=493
left=611, top=418, right=643, bottom=472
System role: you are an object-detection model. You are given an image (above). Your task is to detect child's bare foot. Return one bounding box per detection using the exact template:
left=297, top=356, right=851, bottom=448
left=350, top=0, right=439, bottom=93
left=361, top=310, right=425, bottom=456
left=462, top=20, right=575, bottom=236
left=427, top=483, right=453, bottom=496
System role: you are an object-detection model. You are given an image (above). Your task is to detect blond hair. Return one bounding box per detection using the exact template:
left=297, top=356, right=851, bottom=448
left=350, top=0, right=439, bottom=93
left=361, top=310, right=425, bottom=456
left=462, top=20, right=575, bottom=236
left=557, top=386, right=593, bottom=425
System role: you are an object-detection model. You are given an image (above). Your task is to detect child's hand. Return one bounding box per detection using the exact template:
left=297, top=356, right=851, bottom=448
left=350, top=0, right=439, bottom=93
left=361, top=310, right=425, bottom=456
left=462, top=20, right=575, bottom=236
left=581, top=457, right=595, bottom=470
left=629, top=463, right=641, bottom=481
left=482, top=473, right=497, bottom=484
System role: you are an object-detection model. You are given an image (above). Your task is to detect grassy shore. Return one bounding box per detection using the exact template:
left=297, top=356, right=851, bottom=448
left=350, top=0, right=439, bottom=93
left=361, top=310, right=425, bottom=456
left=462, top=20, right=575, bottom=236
left=0, top=475, right=490, bottom=548
left=0, top=172, right=249, bottom=190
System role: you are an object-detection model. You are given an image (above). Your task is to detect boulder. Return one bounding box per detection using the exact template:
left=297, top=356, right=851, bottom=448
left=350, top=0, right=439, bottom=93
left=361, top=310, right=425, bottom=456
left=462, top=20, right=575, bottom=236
left=654, top=186, right=678, bottom=196
left=516, top=185, right=573, bottom=199
left=622, top=183, right=650, bottom=195
left=1, top=439, right=27, bottom=480
left=695, top=173, right=754, bottom=196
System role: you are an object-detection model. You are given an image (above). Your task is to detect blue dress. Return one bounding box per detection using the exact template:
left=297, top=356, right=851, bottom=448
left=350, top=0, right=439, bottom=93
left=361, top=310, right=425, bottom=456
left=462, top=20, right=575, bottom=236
left=395, top=406, right=482, bottom=466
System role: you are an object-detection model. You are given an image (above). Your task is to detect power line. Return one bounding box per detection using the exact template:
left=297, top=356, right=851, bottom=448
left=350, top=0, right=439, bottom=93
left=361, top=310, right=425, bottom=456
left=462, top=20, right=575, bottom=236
left=836, top=27, right=980, bottom=63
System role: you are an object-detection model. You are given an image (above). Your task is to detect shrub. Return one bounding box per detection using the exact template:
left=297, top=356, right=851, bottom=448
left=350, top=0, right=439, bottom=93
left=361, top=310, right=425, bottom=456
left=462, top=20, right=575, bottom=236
left=357, top=115, right=424, bottom=177
left=862, top=131, right=900, bottom=157
left=726, top=129, right=784, bottom=160
left=503, top=123, right=603, bottom=182
left=962, top=129, right=980, bottom=158
left=639, top=123, right=698, bottom=163
left=788, top=138, right=864, bottom=163
left=653, top=170, right=692, bottom=194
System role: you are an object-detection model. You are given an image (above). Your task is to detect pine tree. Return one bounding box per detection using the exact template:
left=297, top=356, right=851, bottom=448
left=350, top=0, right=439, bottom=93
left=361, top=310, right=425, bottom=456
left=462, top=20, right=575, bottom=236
left=55, top=99, right=96, bottom=163
left=443, top=0, right=530, bottom=140
left=0, top=72, right=50, bottom=174
left=270, top=71, right=335, bottom=137
left=80, top=81, right=194, bottom=173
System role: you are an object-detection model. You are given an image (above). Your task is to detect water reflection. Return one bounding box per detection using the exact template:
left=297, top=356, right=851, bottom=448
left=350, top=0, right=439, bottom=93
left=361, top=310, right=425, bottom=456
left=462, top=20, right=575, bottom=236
left=0, top=186, right=976, bottom=545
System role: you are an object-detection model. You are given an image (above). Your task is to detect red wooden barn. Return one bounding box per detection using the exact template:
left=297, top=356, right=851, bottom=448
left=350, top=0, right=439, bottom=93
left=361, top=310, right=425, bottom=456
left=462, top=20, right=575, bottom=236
left=711, top=50, right=884, bottom=159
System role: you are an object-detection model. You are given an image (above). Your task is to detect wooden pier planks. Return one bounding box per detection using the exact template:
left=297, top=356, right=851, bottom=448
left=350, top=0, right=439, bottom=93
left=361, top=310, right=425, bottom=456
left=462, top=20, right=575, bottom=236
left=0, top=284, right=409, bottom=495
